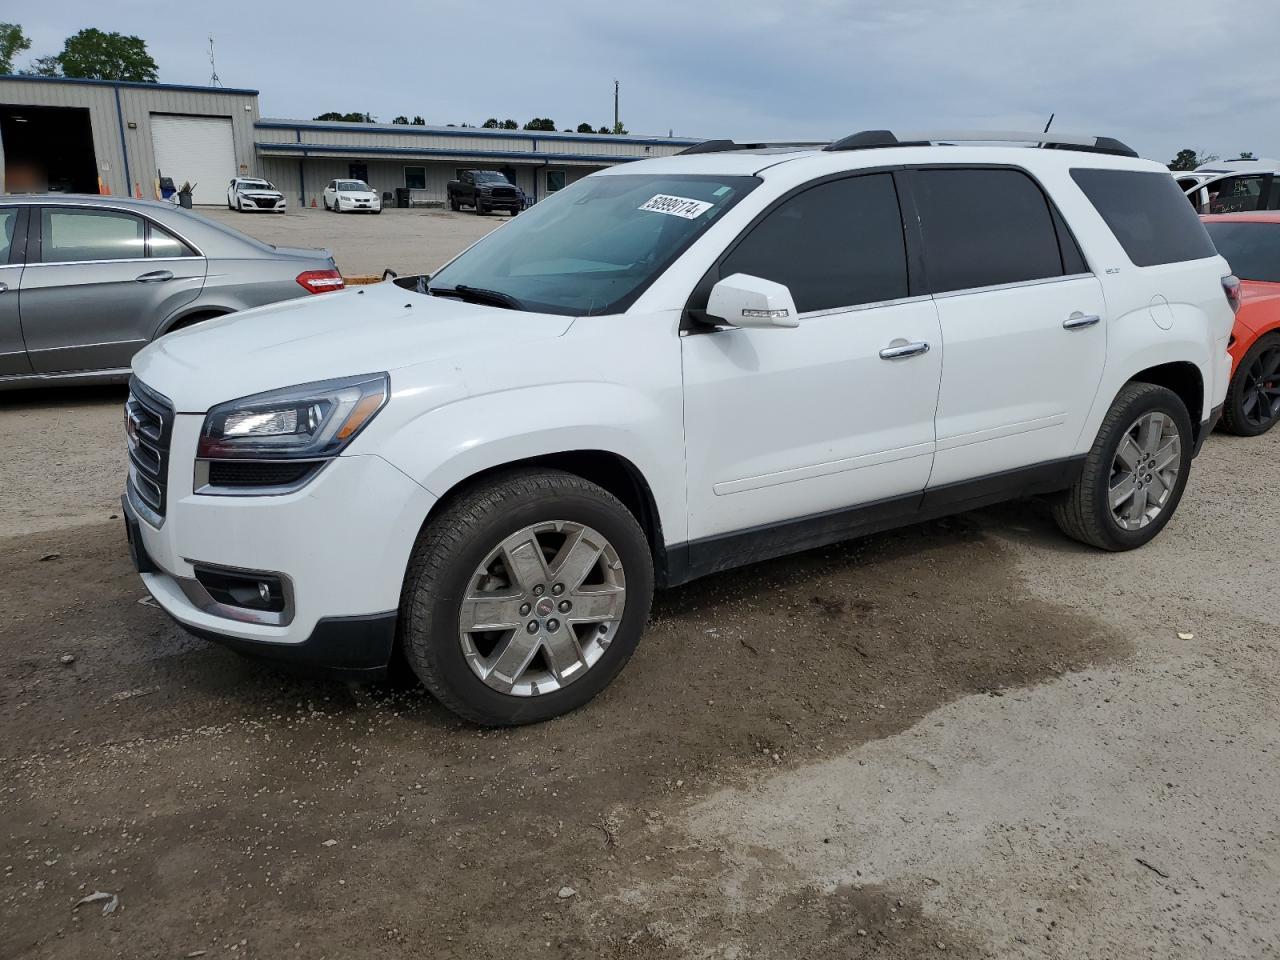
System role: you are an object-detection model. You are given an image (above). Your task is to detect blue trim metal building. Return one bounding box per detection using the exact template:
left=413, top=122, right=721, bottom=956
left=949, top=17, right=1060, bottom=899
left=0, top=74, right=698, bottom=206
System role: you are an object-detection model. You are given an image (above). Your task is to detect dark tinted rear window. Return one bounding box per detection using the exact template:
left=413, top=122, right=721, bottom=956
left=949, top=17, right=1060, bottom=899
left=720, top=173, right=908, bottom=312
left=911, top=168, right=1066, bottom=294
left=1070, top=169, right=1216, bottom=267
left=1203, top=221, right=1280, bottom=283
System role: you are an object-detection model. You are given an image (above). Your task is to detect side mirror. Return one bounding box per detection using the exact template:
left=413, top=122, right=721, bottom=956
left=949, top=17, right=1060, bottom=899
left=706, top=273, right=799, bottom=329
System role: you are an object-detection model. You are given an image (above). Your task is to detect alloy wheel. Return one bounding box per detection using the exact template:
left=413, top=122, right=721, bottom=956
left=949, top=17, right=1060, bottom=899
left=458, top=521, right=626, bottom=697
left=1109, top=411, right=1182, bottom=531
left=1241, top=344, right=1280, bottom=429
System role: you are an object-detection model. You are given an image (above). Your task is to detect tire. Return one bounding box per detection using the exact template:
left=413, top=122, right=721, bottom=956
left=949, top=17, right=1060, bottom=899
left=449, top=195, right=460, bottom=212
left=1053, top=382, right=1193, bottom=551
left=475, top=197, right=487, bottom=215
left=1220, top=332, right=1280, bottom=436
left=323, top=197, right=329, bottom=211
left=399, top=469, right=654, bottom=726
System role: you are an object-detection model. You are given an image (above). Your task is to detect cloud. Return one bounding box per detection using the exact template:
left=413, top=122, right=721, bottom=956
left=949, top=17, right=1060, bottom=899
left=13, top=0, right=1277, bottom=162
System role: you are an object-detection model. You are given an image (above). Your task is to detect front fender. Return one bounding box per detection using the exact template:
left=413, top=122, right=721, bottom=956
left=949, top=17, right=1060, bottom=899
left=374, top=382, right=687, bottom=545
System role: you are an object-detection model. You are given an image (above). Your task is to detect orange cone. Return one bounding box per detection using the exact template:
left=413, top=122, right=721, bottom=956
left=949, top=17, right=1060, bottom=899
left=310, top=196, right=317, bottom=207
left=135, top=182, right=143, bottom=199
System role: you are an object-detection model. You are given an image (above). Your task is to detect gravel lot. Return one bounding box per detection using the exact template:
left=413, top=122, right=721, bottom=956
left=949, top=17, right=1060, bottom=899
left=2, top=210, right=1277, bottom=959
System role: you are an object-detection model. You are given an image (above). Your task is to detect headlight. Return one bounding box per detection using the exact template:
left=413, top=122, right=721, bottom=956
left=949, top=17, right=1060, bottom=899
left=197, top=373, right=389, bottom=461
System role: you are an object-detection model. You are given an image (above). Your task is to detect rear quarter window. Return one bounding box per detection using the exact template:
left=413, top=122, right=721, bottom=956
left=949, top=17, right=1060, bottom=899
left=1070, top=169, right=1216, bottom=267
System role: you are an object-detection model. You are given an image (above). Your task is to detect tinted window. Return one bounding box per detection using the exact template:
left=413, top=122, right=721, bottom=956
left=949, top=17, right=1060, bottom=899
left=41, top=208, right=145, bottom=264
left=720, top=174, right=908, bottom=313
left=912, top=168, right=1064, bottom=293
left=1203, top=221, right=1280, bottom=283
left=1071, top=169, right=1216, bottom=266
left=0, top=209, right=17, bottom=263
left=147, top=222, right=197, bottom=259
left=1208, top=175, right=1264, bottom=214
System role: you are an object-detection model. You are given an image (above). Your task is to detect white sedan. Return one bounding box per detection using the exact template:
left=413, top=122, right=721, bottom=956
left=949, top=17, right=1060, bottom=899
left=323, top=179, right=381, bottom=214
left=227, top=177, right=287, bottom=213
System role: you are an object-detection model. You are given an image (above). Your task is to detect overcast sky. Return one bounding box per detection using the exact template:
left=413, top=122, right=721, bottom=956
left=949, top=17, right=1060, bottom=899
left=16, top=1, right=1279, bottom=162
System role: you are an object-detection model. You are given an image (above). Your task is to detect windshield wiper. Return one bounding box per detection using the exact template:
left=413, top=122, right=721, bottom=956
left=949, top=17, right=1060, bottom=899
left=428, top=284, right=526, bottom=311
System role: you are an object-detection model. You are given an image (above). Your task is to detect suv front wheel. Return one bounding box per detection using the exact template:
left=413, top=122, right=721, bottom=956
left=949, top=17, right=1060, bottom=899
left=400, top=469, right=653, bottom=725
left=1053, top=382, right=1194, bottom=551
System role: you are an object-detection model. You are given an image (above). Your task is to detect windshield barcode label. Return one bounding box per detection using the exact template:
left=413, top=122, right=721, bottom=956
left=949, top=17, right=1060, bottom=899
left=639, top=194, right=714, bottom=219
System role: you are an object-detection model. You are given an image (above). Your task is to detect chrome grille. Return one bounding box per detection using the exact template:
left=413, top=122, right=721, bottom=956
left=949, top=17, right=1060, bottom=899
left=252, top=196, right=280, bottom=208
left=126, top=379, right=174, bottom=523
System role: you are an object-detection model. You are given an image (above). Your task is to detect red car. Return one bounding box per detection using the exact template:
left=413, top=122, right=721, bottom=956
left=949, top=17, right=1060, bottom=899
left=1201, top=212, right=1280, bottom=435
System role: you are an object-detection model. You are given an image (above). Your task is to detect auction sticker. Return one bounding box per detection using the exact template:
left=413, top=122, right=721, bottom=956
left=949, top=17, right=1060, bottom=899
left=639, top=194, right=714, bottom=219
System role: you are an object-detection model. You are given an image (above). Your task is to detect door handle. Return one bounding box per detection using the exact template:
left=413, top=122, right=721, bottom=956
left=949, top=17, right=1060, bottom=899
left=135, top=270, right=174, bottom=283
left=879, top=340, right=930, bottom=360
left=1063, top=312, right=1101, bottom=330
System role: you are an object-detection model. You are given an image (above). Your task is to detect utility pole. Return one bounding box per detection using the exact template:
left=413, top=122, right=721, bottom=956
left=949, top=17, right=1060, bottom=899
left=613, top=80, right=619, bottom=133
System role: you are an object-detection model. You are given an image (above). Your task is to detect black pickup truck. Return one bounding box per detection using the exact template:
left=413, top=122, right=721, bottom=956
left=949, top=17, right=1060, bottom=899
left=446, top=170, right=524, bottom=216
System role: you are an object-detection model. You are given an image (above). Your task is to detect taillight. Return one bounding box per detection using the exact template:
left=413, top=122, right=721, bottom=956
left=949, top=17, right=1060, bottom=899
left=296, top=269, right=345, bottom=295
left=1222, top=274, right=1241, bottom=315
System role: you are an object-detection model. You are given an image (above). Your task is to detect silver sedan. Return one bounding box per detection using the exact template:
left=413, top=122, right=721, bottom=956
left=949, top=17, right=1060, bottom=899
left=0, top=194, right=343, bottom=390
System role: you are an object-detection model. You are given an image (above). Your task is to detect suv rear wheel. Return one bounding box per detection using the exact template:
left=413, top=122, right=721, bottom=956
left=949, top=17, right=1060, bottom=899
left=400, top=469, right=653, bottom=725
left=1221, top=333, right=1280, bottom=436
left=1053, top=382, right=1193, bottom=551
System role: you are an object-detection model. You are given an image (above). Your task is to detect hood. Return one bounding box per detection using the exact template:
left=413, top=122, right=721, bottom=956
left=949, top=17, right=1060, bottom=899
left=240, top=189, right=283, bottom=197
left=338, top=190, right=378, bottom=198
left=132, top=281, right=574, bottom=412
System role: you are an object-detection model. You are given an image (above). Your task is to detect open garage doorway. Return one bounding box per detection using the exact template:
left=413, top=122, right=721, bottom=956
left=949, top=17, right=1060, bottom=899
left=1, top=105, right=98, bottom=194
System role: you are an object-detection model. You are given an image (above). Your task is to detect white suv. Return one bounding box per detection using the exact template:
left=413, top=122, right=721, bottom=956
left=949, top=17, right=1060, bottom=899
left=124, top=130, right=1236, bottom=725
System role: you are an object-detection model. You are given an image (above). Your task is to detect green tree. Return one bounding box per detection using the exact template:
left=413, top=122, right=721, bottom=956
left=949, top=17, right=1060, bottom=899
left=21, top=54, right=61, bottom=76
left=576, top=122, right=594, bottom=133
left=482, top=118, right=500, bottom=128
left=314, top=111, right=374, bottom=123
left=523, top=117, right=556, bottom=131
left=411, top=116, right=426, bottom=125
left=0, top=22, right=31, bottom=74
left=56, top=28, right=157, bottom=82
left=392, top=115, right=409, bottom=124
left=500, top=119, right=517, bottom=130
left=1168, top=148, right=1217, bottom=171
left=611, top=121, right=629, bottom=135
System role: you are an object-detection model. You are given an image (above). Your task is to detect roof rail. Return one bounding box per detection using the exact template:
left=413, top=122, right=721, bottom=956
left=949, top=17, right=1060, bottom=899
left=677, top=139, right=829, bottom=156
left=824, top=129, right=1139, bottom=159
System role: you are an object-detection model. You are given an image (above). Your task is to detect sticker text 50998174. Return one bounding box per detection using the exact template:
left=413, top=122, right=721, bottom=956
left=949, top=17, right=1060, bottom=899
left=638, top=194, right=715, bottom=219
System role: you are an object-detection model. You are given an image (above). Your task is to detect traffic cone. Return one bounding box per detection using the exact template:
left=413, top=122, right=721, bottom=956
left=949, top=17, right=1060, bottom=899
left=310, top=196, right=317, bottom=207
left=135, top=182, right=143, bottom=199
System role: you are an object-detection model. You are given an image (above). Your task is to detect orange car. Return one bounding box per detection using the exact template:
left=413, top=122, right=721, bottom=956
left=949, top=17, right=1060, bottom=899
left=1201, top=212, right=1280, bottom=435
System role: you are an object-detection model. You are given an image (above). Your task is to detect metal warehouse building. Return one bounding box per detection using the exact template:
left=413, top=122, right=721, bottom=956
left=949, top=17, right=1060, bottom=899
left=0, top=75, right=698, bottom=207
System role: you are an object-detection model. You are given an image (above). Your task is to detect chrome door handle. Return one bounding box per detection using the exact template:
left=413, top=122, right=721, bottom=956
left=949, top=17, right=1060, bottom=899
left=135, top=270, right=174, bottom=283
left=879, top=340, right=930, bottom=360
left=1063, top=312, right=1101, bottom=330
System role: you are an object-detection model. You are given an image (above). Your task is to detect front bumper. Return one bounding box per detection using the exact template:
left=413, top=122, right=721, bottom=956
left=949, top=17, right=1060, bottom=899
left=125, top=416, right=435, bottom=673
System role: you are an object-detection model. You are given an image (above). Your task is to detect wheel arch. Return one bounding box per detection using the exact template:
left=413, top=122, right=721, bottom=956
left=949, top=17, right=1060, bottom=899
left=152, top=306, right=234, bottom=339
left=1127, top=360, right=1204, bottom=437
left=418, top=449, right=673, bottom=586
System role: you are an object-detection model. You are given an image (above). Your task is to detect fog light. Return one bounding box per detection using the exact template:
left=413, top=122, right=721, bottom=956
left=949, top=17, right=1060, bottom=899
left=192, top=564, right=287, bottom=614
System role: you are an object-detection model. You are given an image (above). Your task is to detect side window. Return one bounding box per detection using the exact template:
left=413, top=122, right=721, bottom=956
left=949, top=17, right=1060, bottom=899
left=0, top=208, right=18, bottom=263
left=40, top=208, right=145, bottom=264
left=719, top=173, right=909, bottom=313
left=1070, top=168, right=1216, bottom=267
left=911, top=168, right=1065, bottom=294
left=147, top=222, right=197, bottom=259
left=1268, top=177, right=1280, bottom=211
left=1207, top=175, right=1264, bottom=214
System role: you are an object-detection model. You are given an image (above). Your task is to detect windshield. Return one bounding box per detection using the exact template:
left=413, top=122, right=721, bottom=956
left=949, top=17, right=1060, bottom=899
left=472, top=172, right=508, bottom=183
left=429, top=173, right=758, bottom=315
left=240, top=180, right=274, bottom=191
left=337, top=180, right=371, bottom=192
left=1205, top=221, right=1280, bottom=283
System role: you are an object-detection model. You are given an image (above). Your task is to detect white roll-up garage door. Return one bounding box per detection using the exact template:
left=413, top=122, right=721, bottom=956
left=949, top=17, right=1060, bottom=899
left=151, top=115, right=236, bottom=206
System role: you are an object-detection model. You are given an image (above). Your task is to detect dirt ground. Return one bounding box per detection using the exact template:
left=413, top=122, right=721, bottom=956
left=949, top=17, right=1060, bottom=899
left=1, top=209, right=1278, bottom=958
left=203, top=206, right=504, bottom=277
